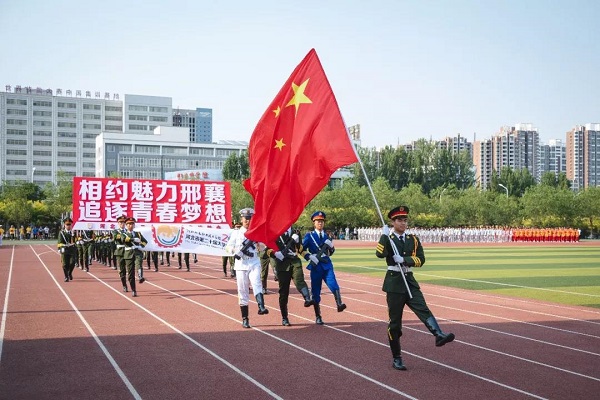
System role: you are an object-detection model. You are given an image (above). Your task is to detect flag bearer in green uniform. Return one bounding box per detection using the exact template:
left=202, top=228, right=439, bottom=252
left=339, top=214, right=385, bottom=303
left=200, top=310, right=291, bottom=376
left=377, top=206, right=455, bottom=371
left=122, top=217, right=147, bottom=297
left=57, top=217, right=77, bottom=282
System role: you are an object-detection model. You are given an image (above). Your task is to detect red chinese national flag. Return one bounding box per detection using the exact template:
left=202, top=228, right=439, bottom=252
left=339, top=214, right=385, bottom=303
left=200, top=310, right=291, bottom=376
left=243, top=49, right=358, bottom=248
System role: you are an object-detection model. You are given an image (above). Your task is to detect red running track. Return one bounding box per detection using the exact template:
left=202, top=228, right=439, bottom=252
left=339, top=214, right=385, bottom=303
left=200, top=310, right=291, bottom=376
left=0, top=244, right=599, bottom=399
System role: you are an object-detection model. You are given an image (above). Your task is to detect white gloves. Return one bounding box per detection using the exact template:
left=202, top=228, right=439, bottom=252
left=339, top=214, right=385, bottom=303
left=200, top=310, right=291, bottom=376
left=235, top=251, right=244, bottom=259
left=393, top=254, right=404, bottom=264
left=291, top=233, right=299, bottom=243
left=324, top=239, right=333, bottom=248
left=309, top=254, right=320, bottom=265
left=134, top=237, right=141, bottom=243
left=274, top=251, right=284, bottom=261
left=383, top=225, right=390, bottom=235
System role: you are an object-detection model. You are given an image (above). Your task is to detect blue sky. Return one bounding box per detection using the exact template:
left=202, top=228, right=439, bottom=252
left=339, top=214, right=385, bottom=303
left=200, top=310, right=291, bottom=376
left=1, top=0, right=598, bottom=147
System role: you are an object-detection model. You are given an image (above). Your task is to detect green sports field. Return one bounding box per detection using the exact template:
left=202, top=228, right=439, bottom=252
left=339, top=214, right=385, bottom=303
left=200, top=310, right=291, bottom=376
left=333, top=245, right=600, bottom=309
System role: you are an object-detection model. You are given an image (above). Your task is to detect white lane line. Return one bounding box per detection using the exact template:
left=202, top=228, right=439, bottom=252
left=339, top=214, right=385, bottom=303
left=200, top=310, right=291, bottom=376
left=140, top=273, right=419, bottom=400
left=156, top=269, right=552, bottom=399
left=0, top=246, right=16, bottom=364
left=337, top=277, right=600, bottom=339
left=31, top=246, right=142, bottom=400
left=87, top=274, right=284, bottom=400
left=337, top=262, right=600, bottom=298
left=190, top=264, right=600, bottom=378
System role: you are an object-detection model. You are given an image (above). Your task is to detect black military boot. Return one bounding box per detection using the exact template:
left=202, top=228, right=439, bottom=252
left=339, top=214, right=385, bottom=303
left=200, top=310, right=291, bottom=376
left=280, top=300, right=290, bottom=326
left=425, top=316, right=455, bottom=347
left=255, top=293, right=269, bottom=315
left=63, top=269, right=69, bottom=282
left=138, top=268, right=145, bottom=284
left=130, top=280, right=137, bottom=297
left=241, top=305, right=250, bottom=328
left=389, top=333, right=407, bottom=370
left=333, top=289, right=346, bottom=312
left=314, top=303, right=324, bottom=325
left=300, top=287, right=314, bottom=307
left=121, top=277, right=128, bottom=292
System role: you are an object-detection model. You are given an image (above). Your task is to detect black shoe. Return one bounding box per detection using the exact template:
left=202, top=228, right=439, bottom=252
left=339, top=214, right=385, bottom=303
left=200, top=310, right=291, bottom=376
left=242, top=318, right=250, bottom=328
left=262, top=288, right=267, bottom=295
left=64, top=277, right=69, bottom=282
left=186, top=268, right=190, bottom=271
left=68, top=274, right=73, bottom=281
left=435, top=333, right=455, bottom=347
left=132, top=291, right=137, bottom=297
left=282, top=318, right=291, bottom=326
left=85, top=267, right=89, bottom=272
left=123, top=286, right=128, bottom=292
left=178, top=266, right=182, bottom=269
left=160, top=261, right=164, bottom=265
left=231, top=274, right=236, bottom=279
left=315, top=316, right=324, bottom=325
left=258, top=307, right=269, bottom=315
left=112, top=267, right=117, bottom=270
left=337, top=303, right=347, bottom=312
left=154, top=268, right=158, bottom=272
left=139, top=277, right=145, bottom=284
left=393, top=357, right=407, bottom=370
left=304, top=299, right=314, bottom=307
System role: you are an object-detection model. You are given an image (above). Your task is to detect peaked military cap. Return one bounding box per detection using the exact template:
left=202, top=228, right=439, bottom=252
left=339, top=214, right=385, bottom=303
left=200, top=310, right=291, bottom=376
left=311, top=211, right=326, bottom=221
left=239, top=208, right=254, bottom=219
left=117, top=215, right=127, bottom=222
left=63, top=217, right=73, bottom=224
left=388, top=206, right=409, bottom=220
left=125, top=217, right=137, bottom=224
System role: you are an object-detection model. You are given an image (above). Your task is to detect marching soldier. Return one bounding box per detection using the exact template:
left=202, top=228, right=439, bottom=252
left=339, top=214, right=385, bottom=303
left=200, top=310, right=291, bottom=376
left=113, top=216, right=128, bottom=291
left=57, top=217, right=77, bottom=282
left=224, top=208, right=268, bottom=328
left=266, top=227, right=314, bottom=326
left=377, top=206, right=455, bottom=371
left=302, top=211, right=346, bottom=325
left=77, top=228, right=94, bottom=272
left=122, top=217, right=147, bottom=297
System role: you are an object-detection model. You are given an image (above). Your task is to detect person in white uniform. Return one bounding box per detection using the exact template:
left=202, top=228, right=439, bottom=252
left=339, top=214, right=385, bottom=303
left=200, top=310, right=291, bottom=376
left=225, top=207, right=269, bottom=328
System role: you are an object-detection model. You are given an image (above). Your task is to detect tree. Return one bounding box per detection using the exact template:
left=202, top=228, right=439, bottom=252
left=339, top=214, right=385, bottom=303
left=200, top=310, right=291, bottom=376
left=42, top=171, right=73, bottom=223
left=222, top=152, right=249, bottom=181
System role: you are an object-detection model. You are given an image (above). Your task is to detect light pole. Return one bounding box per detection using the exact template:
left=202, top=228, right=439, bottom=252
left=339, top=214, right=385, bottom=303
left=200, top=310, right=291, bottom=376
left=439, top=188, right=447, bottom=203
left=31, top=167, right=36, bottom=184
left=498, top=183, right=509, bottom=198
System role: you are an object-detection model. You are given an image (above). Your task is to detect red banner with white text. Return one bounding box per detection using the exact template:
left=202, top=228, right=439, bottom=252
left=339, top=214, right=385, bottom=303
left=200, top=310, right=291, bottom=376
left=71, top=177, right=231, bottom=231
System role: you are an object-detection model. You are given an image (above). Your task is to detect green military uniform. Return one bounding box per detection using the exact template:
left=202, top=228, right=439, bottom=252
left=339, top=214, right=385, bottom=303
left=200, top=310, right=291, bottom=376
left=122, top=218, right=147, bottom=297
left=259, top=249, right=276, bottom=294
left=113, top=217, right=128, bottom=291
left=266, top=229, right=314, bottom=326
left=376, top=206, right=454, bottom=371
left=76, top=230, right=94, bottom=272
left=57, top=218, right=76, bottom=282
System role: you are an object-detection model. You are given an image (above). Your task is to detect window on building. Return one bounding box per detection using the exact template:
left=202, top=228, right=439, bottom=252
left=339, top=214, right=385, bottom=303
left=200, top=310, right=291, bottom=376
left=128, top=105, right=148, bottom=112
left=129, top=124, right=147, bottom=130
left=33, top=140, right=52, bottom=146
left=33, top=100, right=52, bottom=107
left=105, top=105, right=123, bottom=112
left=149, top=106, right=168, bottom=113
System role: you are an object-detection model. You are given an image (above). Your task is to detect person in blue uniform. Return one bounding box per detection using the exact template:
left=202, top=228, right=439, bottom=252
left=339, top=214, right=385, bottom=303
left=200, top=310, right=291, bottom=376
left=376, top=206, right=455, bottom=371
left=302, top=211, right=346, bottom=325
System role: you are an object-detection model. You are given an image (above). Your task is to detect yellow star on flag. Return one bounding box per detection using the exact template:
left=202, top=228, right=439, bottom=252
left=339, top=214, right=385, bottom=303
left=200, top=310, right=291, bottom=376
left=272, top=106, right=281, bottom=118
left=286, top=79, right=312, bottom=115
left=274, top=138, right=286, bottom=151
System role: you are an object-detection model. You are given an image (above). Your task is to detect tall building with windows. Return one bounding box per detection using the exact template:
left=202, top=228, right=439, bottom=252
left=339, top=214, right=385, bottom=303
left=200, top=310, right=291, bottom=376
left=172, top=107, right=213, bottom=143
left=473, top=123, right=540, bottom=189
left=97, top=126, right=246, bottom=180
left=566, top=123, right=600, bottom=191
left=539, top=139, right=566, bottom=179
left=0, top=85, right=213, bottom=185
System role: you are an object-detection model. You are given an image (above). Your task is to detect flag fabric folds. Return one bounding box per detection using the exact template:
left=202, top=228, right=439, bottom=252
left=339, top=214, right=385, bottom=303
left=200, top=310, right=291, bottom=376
left=243, top=48, right=358, bottom=248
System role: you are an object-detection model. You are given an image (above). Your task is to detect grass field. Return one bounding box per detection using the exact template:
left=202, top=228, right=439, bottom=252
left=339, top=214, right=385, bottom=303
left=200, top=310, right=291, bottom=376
left=333, top=245, right=600, bottom=309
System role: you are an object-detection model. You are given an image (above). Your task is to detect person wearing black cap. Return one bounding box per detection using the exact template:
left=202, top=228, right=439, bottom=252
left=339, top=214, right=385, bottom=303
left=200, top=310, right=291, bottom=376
left=302, top=210, right=346, bottom=325
left=224, top=208, right=269, bottom=328
left=377, top=206, right=455, bottom=371
left=122, top=217, right=147, bottom=297
left=266, top=227, right=314, bottom=326
left=57, top=217, right=77, bottom=282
